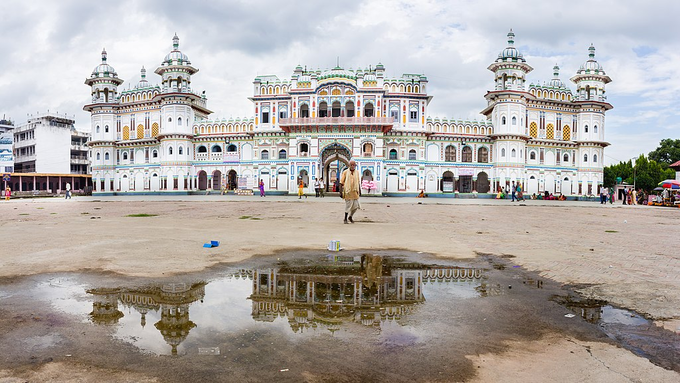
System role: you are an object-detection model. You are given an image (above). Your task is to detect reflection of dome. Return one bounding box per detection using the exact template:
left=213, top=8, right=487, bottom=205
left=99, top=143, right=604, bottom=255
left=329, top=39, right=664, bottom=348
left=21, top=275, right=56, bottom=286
left=496, top=30, right=525, bottom=63
left=155, top=304, right=196, bottom=356
left=577, top=44, right=605, bottom=74
left=162, top=34, right=191, bottom=66
left=88, top=289, right=124, bottom=325
left=90, top=49, right=118, bottom=78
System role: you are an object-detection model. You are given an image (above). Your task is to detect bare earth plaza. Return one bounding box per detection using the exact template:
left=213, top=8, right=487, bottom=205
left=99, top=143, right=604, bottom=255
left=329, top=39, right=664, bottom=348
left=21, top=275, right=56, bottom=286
left=0, top=196, right=678, bottom=382
left=2, top=1, right=680, bottom=382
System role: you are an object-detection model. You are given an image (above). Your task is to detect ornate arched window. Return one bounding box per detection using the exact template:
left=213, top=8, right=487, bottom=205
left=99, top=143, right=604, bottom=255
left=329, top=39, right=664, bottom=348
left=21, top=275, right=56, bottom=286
left=462, top=146, right=472, bottom=162
left=478, top=147, right=488, bottom=163
left=445, top=145, right=456, bottom=162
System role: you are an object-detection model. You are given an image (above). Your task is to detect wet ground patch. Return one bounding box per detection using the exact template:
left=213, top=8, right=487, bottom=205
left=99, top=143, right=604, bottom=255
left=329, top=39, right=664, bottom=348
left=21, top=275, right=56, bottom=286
left=0, top=251, right=677, bottom=382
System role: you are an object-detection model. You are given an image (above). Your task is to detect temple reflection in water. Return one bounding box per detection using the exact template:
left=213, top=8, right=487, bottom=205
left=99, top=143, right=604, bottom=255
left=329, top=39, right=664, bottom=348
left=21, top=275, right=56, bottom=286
left=88, top=282, right=206, bottom=355
left=246, top=254, right=484, bottom=332
left=85, top=255, right=484, bottom=353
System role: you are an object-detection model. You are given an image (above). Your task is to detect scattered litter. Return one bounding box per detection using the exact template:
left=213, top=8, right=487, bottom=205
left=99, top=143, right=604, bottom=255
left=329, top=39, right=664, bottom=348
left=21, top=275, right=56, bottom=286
left=508, top=285, right=512, bottom=289
left=203, top=240, right=220, bottom=248
left=609, top=265, right=613, bottom=268
left=66, top=354, right=72, bottom=357
left=198, top=347, right=220, bottom=355
left=327, top=240, right=341, bottom=252
left=417, top=251, right=423, bottom=254
left=280, top=369, right=289, bottom=372
left=512, top=265, right=520, bottom=268
left=624, top=220, right=627, bottom=223
left=564, top=314, right=576, bottom=318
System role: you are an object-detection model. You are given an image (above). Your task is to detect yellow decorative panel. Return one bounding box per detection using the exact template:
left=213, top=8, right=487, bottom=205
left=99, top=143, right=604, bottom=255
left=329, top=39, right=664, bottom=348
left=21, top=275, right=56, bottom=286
left=123, top=126, right=130, bottom=140
left=346, top=90, right=354, bottom=95
left=319, top=90, right=328, bottom=95
left=529, top=122, right=538, bottom=138
left=563, top=125, right=571, bottom=141
left=152, top=122, right=159, bottom=137
left=137, top=124, right=144, bottom=139
left=546, top=124, right=554, bottom=140
left=331, top=88, right=341, bottom=95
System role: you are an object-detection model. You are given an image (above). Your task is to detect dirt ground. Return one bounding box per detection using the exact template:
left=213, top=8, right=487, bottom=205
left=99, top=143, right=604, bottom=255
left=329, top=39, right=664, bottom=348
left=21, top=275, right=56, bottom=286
left=0, top=196, right=678, bottom=382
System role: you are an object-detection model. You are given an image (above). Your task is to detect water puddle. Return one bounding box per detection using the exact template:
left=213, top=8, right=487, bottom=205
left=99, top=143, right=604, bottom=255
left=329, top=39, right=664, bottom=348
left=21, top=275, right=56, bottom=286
left=1, top=252, right=677, bottom=380
left=553, top=294, right=679, bottom=371
left=33, top=254, right=486, bottom=356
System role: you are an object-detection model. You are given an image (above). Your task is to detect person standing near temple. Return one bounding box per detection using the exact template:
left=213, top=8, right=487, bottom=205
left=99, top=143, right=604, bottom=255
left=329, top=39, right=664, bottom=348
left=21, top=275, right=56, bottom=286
left=339, top=160, right=361, bottom=224
left=4, top=187, right=10, bottom=201
left=314, top=177, right=321, bottom=198
left=66, top=182, right=72, bottom=199
left=298, top=178, right=306, bottom=199
left=258, top=179, right=265, bottom=197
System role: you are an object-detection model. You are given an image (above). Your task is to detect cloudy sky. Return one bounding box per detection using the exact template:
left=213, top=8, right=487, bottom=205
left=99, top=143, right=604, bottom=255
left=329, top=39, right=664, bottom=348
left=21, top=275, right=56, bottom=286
left=1, top=0, right=678, bottom=165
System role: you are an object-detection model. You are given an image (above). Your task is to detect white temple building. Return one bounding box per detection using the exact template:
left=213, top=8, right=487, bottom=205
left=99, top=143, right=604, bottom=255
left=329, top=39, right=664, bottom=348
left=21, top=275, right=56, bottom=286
left=86, top=31, right=611, bottom=197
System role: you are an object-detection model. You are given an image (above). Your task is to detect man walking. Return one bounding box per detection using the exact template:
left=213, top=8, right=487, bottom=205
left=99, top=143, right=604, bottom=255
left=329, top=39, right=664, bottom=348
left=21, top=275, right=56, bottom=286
left=339, top=160, right=361, bottom=224
left=511, top=181, right=516, bottom=202
left=314, top=177, right=321, bottom=197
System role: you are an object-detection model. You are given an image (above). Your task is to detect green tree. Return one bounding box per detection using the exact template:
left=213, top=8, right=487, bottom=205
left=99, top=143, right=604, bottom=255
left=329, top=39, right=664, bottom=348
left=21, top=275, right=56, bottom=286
left=603, top=155, right=675, bottom=192
left=648, top=138, right=680, bottom=166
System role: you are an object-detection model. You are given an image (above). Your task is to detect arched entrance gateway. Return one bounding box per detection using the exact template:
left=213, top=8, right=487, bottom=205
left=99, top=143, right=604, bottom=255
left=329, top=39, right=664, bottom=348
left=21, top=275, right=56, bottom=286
left=212, top=170, right=222, bottom=191
left=320, top=143, right=352, bottom=192
left=227, top=170, right=237, bottom=190
left=197, top=171, right=208, bottom=191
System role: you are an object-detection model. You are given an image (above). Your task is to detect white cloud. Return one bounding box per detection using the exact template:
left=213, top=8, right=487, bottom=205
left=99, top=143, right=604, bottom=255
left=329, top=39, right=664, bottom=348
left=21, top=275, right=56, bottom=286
left=0, top=0, right=679, bottom=164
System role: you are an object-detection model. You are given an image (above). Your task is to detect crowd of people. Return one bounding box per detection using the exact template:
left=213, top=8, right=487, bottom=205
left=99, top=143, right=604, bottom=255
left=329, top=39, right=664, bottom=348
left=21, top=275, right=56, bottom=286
left=495, top=181, right=525, bottom=201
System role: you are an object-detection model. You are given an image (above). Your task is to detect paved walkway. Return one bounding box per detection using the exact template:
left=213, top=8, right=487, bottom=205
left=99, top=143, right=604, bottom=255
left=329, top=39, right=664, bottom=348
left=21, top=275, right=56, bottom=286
left=48, top=193, right=646, bottom=208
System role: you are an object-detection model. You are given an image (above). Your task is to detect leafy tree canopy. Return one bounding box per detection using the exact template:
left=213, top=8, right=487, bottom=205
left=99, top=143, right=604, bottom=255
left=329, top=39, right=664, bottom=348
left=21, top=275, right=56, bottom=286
left=604, top=154, right=674, bottom=192
left=648, top=138, right=680, bottom=166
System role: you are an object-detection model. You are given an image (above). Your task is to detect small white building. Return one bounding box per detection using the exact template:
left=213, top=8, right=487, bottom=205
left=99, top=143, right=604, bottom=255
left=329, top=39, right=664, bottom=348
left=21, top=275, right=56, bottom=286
left=13, top=113, right=89, bottom=174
